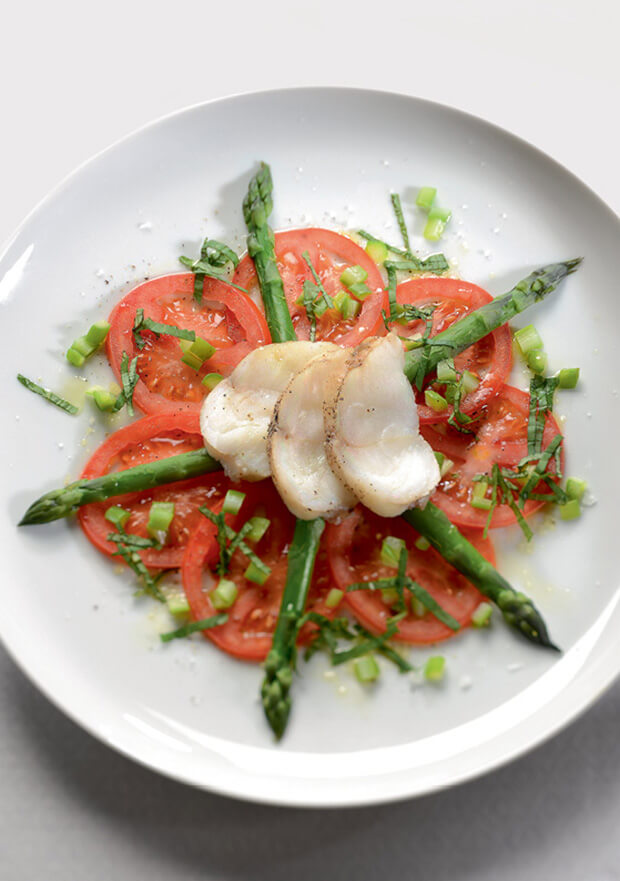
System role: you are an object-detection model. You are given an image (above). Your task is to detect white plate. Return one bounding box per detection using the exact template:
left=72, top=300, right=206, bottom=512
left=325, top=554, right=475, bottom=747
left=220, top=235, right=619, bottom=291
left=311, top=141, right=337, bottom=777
left=1, top=88, right=619, bottom=808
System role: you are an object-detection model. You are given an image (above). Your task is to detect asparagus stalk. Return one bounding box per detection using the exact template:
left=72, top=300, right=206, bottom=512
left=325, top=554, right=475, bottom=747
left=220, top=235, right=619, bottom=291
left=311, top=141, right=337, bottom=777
left=403, top=504, right=558, bottom=649
left=19, top=449, right=220, bottom=525
left=404, top=259, right=582, bottom=386
left=261, top=518, right=325, bottom=738
left=242, top=164, right=331, bottom=737
left=242, top=162, right=296, bottom=344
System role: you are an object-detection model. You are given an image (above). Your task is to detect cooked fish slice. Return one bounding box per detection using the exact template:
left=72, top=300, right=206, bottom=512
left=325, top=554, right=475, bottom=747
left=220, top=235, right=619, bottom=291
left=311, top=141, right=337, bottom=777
left=200, top=341, right=336, bottom=481
left=269, top=348, right=356, bottom=520
left=325, top=333, right=440, bottom=517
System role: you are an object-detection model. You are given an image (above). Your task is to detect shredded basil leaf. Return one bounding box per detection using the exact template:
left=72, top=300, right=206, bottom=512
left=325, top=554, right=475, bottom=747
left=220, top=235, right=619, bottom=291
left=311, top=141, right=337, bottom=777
left=17, top=373, right=78, bottom=415
left=160, top=613, right=228, bottom=642
left=133, top=308, right=196, bottom=350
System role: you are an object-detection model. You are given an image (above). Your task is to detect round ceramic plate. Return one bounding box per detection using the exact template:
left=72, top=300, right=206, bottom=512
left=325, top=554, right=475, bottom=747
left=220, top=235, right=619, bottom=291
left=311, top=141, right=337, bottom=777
left=1, top=88, right=619, bottom=808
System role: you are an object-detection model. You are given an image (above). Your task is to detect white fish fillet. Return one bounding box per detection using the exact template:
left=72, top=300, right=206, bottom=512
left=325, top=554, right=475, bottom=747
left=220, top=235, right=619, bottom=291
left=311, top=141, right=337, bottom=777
left=324, top=333, right=440, bottom=517
left=200, top=341, right=336, bottom=481
left=269, top=349, right=356, bottom=520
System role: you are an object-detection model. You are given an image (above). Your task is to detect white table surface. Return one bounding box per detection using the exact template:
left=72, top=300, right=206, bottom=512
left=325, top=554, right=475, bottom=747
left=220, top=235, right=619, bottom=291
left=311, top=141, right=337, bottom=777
left=1, top=1, right=619, bottom=878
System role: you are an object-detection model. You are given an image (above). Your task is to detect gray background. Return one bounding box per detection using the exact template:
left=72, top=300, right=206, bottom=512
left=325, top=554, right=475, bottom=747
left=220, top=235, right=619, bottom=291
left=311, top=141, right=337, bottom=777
left=2, top=1, right=619, bottom=878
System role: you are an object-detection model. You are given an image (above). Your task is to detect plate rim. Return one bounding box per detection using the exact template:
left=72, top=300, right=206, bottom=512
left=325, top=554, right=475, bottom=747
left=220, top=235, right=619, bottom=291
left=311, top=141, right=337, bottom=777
left=2, top=85, right=620, bottom=808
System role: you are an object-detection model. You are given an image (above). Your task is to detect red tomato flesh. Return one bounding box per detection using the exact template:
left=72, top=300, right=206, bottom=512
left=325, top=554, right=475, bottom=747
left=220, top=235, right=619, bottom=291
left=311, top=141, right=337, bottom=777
left=182, top=481, right=337, bottom=662
left=233, top=228, right=388, bottom=346
left=326, top=507, right=495, bottom=644
left=106, top=273, right=270, bottom=415
left=421, top=385, right=565, bottom=529
left=78, top=412, right=235, bottom=569
left=396, top=277, right=512, bottom=424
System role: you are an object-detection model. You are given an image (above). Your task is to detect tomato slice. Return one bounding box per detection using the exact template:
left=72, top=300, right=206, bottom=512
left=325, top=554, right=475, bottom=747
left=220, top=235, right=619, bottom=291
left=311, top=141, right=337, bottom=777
left=422, top=385, right=565, bottom=529
left=182, top=481, right=336, bottom=662
left=78, top=412, right=235, bottom=568
left=326, top=507, right=495, bottom=644
left=395, top=277, right=512, bottom=424
left=233, top=228, right=388, bottom=346
left=106, top=273, right=270, bottom=415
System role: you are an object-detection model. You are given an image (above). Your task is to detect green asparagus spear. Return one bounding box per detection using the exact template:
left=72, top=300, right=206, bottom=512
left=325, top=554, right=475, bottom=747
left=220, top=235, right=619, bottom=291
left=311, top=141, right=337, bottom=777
left=404, top=259, right=582, bottom=388
left=242, top=162, right=296, bottom=343
left=19, top=448, right=220, bottom=525
left=241, top=165, right=330, bottom=737
left=403, top=503, right=558, bottom=649
left=261, top=518, right=325, bottom=738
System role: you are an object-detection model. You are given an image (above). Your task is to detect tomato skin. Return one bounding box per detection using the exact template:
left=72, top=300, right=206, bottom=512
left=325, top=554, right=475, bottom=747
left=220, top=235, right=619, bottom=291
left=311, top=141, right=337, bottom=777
left=106, top=273, right=270, bottom=416
left=182, top=481, right=336, bottom=662
left=423, top=385, right=565, bottom=529
left=78, top=412, right=234, bottom=569
left=233, top=228, right=388, bottom=346
left=326, top=507, right=495, bottom=644
left=395, top=277, right=512, bottom=424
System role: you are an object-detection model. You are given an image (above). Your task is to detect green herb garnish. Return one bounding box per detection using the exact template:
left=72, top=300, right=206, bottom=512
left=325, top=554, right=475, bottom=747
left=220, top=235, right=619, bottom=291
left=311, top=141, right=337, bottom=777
left=17, top=374, right=78, bottom=415
left=133, top=308, right=196, bottom=350
left=179, top=237, right=243, bottom=303
left=160, top=613, right=228, bottom=642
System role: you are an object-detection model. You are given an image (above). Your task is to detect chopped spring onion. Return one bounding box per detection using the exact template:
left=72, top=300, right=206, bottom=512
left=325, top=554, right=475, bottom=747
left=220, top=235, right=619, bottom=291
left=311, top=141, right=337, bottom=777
left=347, top=281, right=373, bottom=300
left=429, top=204, right=452, bottom=224
left=354, top=655, right=381, bottom=684
left=147, top=501, right=175, bottom=544
left=66, top=321, right=110, bottom=367
left=566, top=477, right=587, bottom=501
left=558, top=367, right=580, bottom=389
left=244, top=558, right=271, bottom=586
left=403, top=333, right=423, bottom=351
left=410, top=596, right=426, bottom=617
left=160, top=613, right=228, bottom=643
left=514, top=323, right=543, bottom=355
left=414, top=536, right=430, bottom=551
left=424, top=655, right=446, bottom=682
left=202, top=372, right=223, bottom=390
left=380, top=535, right=407, bottom=568
left=365, top=239, right=388, bottom=264
left=472, top=602, right=493, bottom=628
left=86, top=386, right=118, bottom=412
left=181, top=337, right=216, bottom=371
left=424, top=388, right=448, bottom=412
left=222, top=489, right=246, bottom=516
left=434, top=451, right=454, bottom=478
left=423, top=217, right=445, bottom=242
left=415, top=187, right=437, bottom=213
left=104, top=506, right=131, bottom=530
left=471, top=480, right=493, bottom=510
left=211, top=578, right=238, bottom=610
left=436, top=358, right=457, bottom=383
left=17, top=374, right=79, bottom=415
left=333, top=290, right=361, bottom=319
left=245, top=516, right=270, bottom=543
left=461, top=370, right=480, bottom=394
left=165, top=593, right=191, bottom=617
left=381, top=587, right=400, bottom=606
left=559, top=499, right=581, bottom=521
left=527, top=349, right=548, bottom=374
left=340, top=265, right=368, bottom=288
left=325, top=588, right=344, bottom=609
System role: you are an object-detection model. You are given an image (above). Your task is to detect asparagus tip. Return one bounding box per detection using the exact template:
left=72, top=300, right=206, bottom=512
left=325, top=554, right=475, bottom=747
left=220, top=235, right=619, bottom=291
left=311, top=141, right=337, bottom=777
left=565, top=257, right=583, bottom=274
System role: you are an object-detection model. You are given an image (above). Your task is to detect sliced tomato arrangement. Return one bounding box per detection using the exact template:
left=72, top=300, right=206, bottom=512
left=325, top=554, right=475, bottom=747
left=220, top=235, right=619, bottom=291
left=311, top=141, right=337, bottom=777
left=421, top=385, right=565, bottom=529
left=326, top=507, right=495, bottom=644
left=106, top=273, right=270, bottom=415
left=78, top=412, right=236, bottom=569
left=395, top=277, right=512, bottom=424
left=182, top=481, right=335, bottom=661
left=233, top=228, right=388, bottom=346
